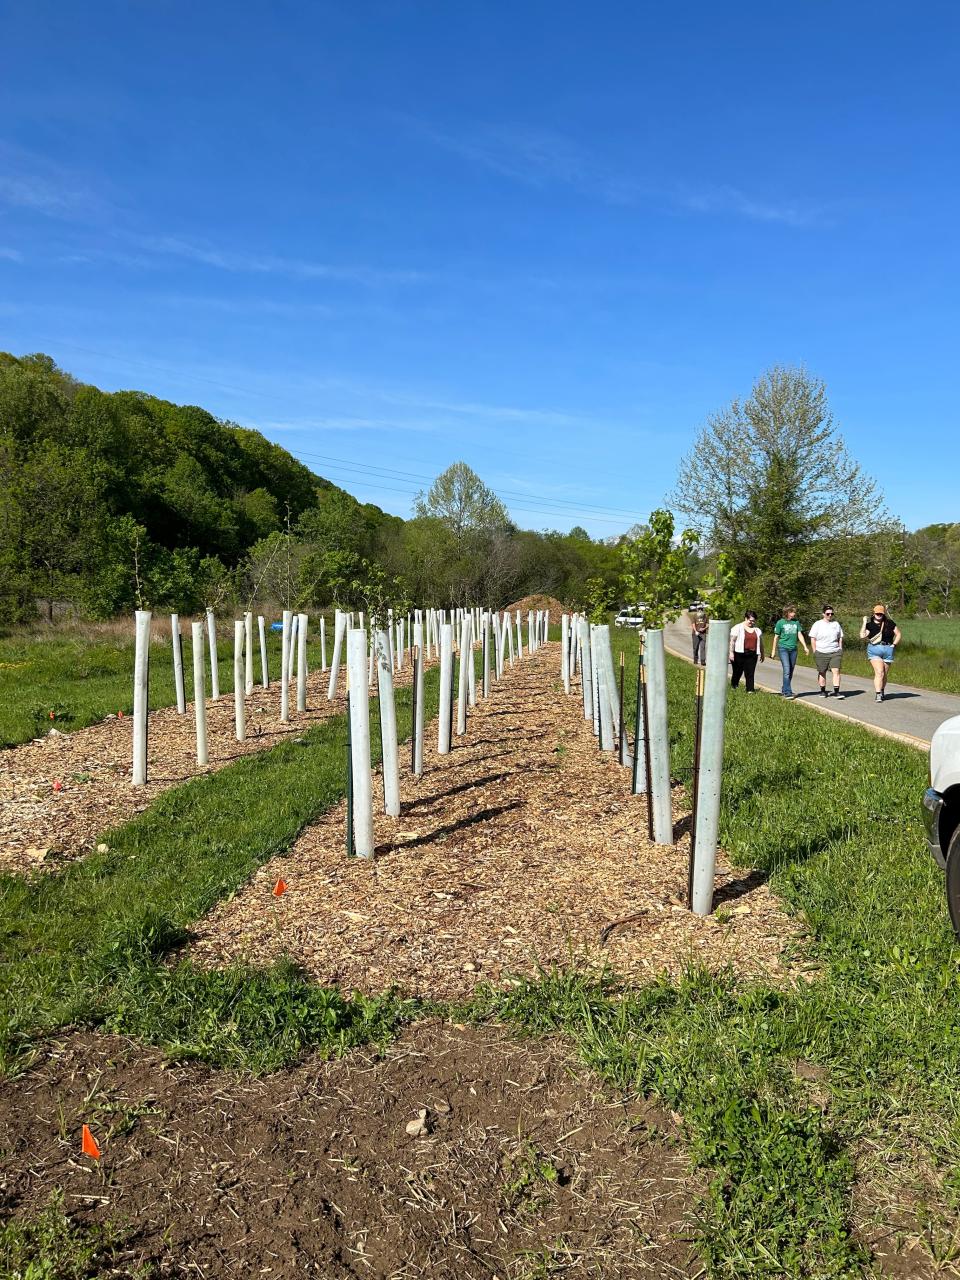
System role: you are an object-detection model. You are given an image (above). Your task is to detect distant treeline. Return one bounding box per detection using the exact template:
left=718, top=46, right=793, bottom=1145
left=0, top=353, right=619, bottom=622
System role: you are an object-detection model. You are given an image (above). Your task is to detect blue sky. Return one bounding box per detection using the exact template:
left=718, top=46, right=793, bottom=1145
left=1, top=0, right=957, bottom=536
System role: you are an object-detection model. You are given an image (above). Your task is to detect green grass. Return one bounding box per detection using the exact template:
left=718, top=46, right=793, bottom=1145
left=479, top=632, right=958, bottom=1276
left=0, top=1191, right=136, bottom=1280
left=791, top=613, right=960, bottom=695
left=0, top=659, right=441, bottom=1073
left=0, top=616, right=333, bottom=748
left=4, top=628, right=960, bottom=1275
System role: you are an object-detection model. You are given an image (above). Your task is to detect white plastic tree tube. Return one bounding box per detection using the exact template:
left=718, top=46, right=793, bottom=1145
left=457, top=613, right=472, bottom=734
left=482, top=612, right=491, bottom=698
left=516, top=611, right=523, bottom=659
left=644, top=629, right=673, bottom=845
left=579, top=618, right=593, bottom=722
left=375, top=628, right=400, bottom=816
left=320, top=615, right=327, bottom=671
left=347, top=628, right=375, bottom=857
left=171, top=613, right=186, bottom=714
left=598, top=625, right=620, bottom=737
left=589, top=626, right=601, bottom=737
left=191, top=620, right=208, bottom=766
left=632, top=634, right=648, bottom=796
left=506, top=611, right=515, bottom=666
left=468, top=610, right=477, bottom=706
left=287, top=613, right=298, bottom=689
left=280, top=608, right=292, bottom=723
left=595, top=629, right=615, bottom=751
left=233, top=620, right=246, bottom=742
left=413, top=625, right=425, bottom=776
left=206, top=608, right=219, bottom=700
left=437, top=622, right=454, bottom=754
left=244, top=611, right=254, bottom=695
left=691, top=621, right=732, bottom=915
left=258, top=615, right=269, bottom=688
left=296, top=612, right=308, bottom=712
left=132, top=610, right=151, bottom=786
left=561, top=614, right=570, bottom=693
left=328, top=609, right=346, bottom=700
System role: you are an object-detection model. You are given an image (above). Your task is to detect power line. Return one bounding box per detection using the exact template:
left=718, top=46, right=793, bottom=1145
left=291, top=447, right=648, bottom=520
left=316, top=468, right=635, bottom=527
left=39, top=339, right=647, bottom=528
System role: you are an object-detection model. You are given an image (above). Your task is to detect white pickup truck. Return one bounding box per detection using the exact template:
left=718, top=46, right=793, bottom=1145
left=923, top=714, right=960, bottom=932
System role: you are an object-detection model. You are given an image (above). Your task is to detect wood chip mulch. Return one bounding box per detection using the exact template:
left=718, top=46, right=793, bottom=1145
left=190, top=643, right=804, bottom=1000
left=0, top=659, right=428, bottom=877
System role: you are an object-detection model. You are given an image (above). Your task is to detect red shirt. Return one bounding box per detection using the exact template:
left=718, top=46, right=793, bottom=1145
left=743, top=629, right=758, bottom=653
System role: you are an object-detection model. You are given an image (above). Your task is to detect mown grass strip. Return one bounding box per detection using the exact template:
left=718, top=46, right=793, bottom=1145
left=0, top=624, right=331, bottom=748
left=0, top=663, right=440, bottom=1073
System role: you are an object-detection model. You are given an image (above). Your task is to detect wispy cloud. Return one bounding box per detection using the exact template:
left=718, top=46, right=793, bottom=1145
left=0, top=143, right=110, bottom=219
left=0, top=246, right=23, bottom=262
left=369, top=385, right=598, bottom=427
left=411, top=119, right=822, bottom=227
left=261, top=415, right=439, bottom=434
left=130, top=234, right=427, bottom=287
left=673, top=182, right=819, bottom=228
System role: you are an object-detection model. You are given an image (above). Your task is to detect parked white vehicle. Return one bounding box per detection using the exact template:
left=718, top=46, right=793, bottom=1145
left=614, top=605, right=646, bottom=629
left=922, top=714, right=960, bottom=932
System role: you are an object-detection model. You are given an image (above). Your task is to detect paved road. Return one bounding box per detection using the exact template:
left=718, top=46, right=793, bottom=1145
left=663, top=619, right=960, bottom=747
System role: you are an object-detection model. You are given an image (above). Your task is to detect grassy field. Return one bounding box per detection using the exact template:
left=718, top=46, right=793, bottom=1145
left=0, top=614, right=333, bottom=748
left=793, top=612, right=960, bottom=694
left=3, top=634, right=959, bottom=1275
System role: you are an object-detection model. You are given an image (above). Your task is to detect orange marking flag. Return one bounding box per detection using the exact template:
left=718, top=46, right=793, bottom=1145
left=81, top=1124, right=101, bottom=1159
left=273, top=878, right=287, bottom=896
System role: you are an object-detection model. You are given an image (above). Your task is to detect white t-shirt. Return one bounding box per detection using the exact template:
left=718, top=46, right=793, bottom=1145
left=809, top=619, right=843, bottom=653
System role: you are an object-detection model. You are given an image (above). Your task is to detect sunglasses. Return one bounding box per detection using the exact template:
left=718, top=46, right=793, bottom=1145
left=824, top=610, right=834, bottom=615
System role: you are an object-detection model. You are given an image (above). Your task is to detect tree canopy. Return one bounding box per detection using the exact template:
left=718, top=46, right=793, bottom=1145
left=671, top=366, right=889, bottom=622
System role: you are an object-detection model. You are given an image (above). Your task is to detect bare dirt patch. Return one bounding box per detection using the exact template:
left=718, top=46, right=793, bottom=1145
left=191, top=645, right=801, bottom=1000
left=0, top=1022, right=697, bottom=1278
left=0, top=660, right=427, bottom=878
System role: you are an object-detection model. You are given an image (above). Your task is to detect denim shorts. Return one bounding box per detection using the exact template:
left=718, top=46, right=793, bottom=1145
left=867, top=643, right=894, bottom=663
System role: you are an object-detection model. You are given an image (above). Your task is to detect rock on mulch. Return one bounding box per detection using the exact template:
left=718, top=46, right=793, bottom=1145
left=190, top=644, right=803, bottom=1000
left=0, top=660, right=428, bottom=878
left=0, top=1022, right=697, bottom=1279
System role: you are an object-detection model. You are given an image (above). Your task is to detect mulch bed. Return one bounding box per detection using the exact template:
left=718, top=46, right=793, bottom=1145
left=0, top=1022, right=697, bottom=1278
left=0, top=659, right=428, bottom=878
left=191, top=644, right=803, bottom=1000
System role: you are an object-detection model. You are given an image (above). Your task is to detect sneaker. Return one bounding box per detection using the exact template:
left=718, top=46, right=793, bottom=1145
left=820, top=688, right=828, bottom=697
left=833, top=691, right=845, bottom=700
left=875, top=691, right=883, bottom=703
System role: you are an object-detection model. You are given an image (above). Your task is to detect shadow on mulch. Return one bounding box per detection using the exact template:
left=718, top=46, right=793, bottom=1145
left=0, top=1023, right=698, bottom=1279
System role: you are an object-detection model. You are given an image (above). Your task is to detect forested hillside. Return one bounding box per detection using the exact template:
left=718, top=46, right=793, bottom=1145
left=0, top=353, right=619, bottom=621
left=0, top=353, right=405, bottom=620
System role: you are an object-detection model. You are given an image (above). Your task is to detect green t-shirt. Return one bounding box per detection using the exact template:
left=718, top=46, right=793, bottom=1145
left=774, top=618, right=802, bottom=650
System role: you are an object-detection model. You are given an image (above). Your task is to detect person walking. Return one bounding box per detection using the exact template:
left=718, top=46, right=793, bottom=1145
left=729, top=610, right=765, bottom=692
left=859, top=604, right=901, bottom=702
left=808, top=605, right=845, bottom=698
left=690, top=608, right=708, bottom=665
left=770, top=604, right=809, bottom=699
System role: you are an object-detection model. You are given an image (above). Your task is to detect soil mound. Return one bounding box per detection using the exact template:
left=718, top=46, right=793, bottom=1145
left=504, top=592, right=565, bottom=616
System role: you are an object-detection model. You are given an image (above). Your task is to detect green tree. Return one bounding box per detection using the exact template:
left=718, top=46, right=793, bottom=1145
left=414, top=461, right=509, bottom=553
left=671, top=366, right=887, bottom=623
left=618, top=509, right=698, bottom=629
